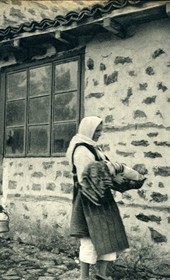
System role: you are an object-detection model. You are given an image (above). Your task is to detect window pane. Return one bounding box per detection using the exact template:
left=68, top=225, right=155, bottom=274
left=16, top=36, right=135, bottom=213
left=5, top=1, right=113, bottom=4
left=53, top=92, right=77, bottom=122
left=6, top=100, right=25, bottom=126
left=30, top=65, right=51, bottom=97
left=29, top=96, right=50, bottom=124
left=28, top=126, right=49, bottom=154
left=7, top=71, right=27, bottom=100
left=52, top=123, right=76, bottom=153
left=55, top=61, right=78, bottom=92
left=6, top=128, right=24, bottom=155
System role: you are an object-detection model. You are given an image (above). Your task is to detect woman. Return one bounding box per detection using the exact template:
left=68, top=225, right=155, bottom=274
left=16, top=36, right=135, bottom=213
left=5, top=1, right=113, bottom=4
left=66, top=116, right=130, bottom=280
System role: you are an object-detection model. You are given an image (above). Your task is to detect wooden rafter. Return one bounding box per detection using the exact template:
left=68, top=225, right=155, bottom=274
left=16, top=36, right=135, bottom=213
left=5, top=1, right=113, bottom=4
left=102, top=18, right=126, bottom=38
left=54, top=31, right=78, bottom=47
left=166, top=2, right=170, bottom=17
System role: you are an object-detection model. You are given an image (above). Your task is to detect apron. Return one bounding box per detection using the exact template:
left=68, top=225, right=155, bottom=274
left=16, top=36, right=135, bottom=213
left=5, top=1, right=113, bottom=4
left=70, top=143, right=129, bottom=255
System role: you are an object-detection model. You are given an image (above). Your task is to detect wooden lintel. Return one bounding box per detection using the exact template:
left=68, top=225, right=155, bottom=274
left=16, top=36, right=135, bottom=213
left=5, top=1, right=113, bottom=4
left=166, top=2, right=170, bottom=17
left=103, top=18, right=126, bottom=38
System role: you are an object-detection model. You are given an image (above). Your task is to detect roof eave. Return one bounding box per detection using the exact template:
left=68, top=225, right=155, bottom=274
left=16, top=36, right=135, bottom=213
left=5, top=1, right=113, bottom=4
left=0, top=0, right=169, bottom=45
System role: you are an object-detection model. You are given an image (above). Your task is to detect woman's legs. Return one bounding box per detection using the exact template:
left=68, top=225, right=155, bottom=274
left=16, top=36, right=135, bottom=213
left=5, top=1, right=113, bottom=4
left=80, top=261, right=90, bottom=280
left=97, top=260, right=109, bottom=276
left=96, top=252, right=116, bottom=279
left=79, top=238, right=115, bottom=279
left=80, top=260, right=110, bottom=280
left=79, top=237, right=97, bottom=279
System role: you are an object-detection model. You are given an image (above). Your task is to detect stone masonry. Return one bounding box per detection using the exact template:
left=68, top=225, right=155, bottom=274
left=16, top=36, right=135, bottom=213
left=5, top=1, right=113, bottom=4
left=1, top=15, right=170, bottom=262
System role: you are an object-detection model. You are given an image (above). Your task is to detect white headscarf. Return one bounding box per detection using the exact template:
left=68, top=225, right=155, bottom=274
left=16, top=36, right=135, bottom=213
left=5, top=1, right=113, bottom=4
left=66, top=116, right=103, bottom=164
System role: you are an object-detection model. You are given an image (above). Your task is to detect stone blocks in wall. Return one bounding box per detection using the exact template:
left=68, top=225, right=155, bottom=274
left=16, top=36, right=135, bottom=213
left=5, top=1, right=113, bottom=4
left=131, top=140, right=149, bottom=147
left=153, top=166, right=170, bottom=177
left=145, top=66, right=155, bottom=75
left=105, top=115, right=113, bottom=123
left=46, top=183, right=56, bottom=191
left=116, top=150, right=135, bottom=157
left=114, top=56, right=132, bottom=64
left=152, top=48, right=165, bottom=59
left=100, top=63, right=106, bottom=71
left=150, top=192, right=168, bottom=203
left=60, top=183, right=72, bottom=194
left=42, top=161, right=55, bottom=170
left=3, top=157, right=72, bottom=200
left=104, top=71, right=118, bottom=85
left=87, top=58, right=94, bottom=70
left=144, top=151, right=162, bottom=158
left=31, top=172, right=44, bottom=178
left=85, top=20, right=170, bottom=131
left=134, top=110, right=147, bottom=119
left=121, top=87, right=133, bottom=106
left=154, top=141, right=170, bottom=147
left=148, top=227, right=167, bottom=243
left=32, top=184, right=41, bottom=191
left=142, top=96, right=156, bottom=104
left=132, top=164, right=148, bottom=175
left=7, top=196, right=72, bottom=244
left=120, top=203, right=169, bottom=251
left=147, top=132, right=158, bottom=137
left=8, top=180, right=17, bottom=189
left=86, top=92, right=104, bottom=99
left=139, top=83, right=148, bottom=91
left=157, top=82, right=168, bottom=92
left=99, top=124, right=170, bottom=213
left=136, top=213, right=161, bottom=224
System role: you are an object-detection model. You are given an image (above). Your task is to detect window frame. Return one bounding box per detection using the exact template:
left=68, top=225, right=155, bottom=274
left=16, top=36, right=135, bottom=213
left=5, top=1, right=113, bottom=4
left=1, top=48, right=85, bottom=158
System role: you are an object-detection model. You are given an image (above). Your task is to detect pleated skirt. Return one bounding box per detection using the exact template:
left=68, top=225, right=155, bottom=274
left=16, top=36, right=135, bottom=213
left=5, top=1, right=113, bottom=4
left=70, top=189, right=129, bottom=256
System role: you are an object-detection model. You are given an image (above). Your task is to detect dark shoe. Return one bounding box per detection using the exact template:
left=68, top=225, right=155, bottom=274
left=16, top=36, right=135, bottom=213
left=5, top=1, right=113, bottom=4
left=96, top=273, right=112, bottom=279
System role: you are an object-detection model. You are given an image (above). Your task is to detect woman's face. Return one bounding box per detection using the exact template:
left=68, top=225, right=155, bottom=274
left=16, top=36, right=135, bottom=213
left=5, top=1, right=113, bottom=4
left=92, top=122, right=103, bottom=142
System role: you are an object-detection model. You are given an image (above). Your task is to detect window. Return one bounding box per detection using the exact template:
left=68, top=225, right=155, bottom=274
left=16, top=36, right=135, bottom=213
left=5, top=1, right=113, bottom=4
left=4, top=56, right=83, bottom=156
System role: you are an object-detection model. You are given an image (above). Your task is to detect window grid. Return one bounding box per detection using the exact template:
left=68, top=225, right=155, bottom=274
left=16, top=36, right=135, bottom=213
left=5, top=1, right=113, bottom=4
left=4, top=56, right=82, bottom=157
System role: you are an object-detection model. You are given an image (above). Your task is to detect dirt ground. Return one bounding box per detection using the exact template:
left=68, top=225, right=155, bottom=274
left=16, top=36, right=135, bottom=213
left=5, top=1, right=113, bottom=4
left=0, top=235, right=169, bottom=280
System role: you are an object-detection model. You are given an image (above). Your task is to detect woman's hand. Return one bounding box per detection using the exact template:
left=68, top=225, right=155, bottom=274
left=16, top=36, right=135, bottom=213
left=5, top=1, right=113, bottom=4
left=138, top=174, right=146, bottom=181
left=113, top=173, right=125, bottom=184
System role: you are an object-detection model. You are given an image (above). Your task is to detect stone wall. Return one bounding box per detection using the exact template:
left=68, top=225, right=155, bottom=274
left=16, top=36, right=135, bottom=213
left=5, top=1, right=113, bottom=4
left=1, top=18, right=170, bottom=256
left=2, top=157, right=72, bottom=241
left=83, top=18, right=170, bottom=252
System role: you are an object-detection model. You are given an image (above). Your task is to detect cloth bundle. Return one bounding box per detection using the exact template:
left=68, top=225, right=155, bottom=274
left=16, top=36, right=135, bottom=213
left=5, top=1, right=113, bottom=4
left=81, top=161, right=146, bottom=205
left=81, top=161, right=113, bottom=205
left=111, top=163, right=146, bottom=193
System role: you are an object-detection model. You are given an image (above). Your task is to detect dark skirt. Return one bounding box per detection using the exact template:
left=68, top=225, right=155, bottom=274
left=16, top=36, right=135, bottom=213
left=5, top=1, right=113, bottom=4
left=70, top=188, right=129, bottom=256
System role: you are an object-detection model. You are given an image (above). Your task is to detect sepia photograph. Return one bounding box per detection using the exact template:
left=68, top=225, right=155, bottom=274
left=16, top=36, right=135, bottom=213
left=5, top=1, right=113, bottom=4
left=0, top=0, right=170, bottom=279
